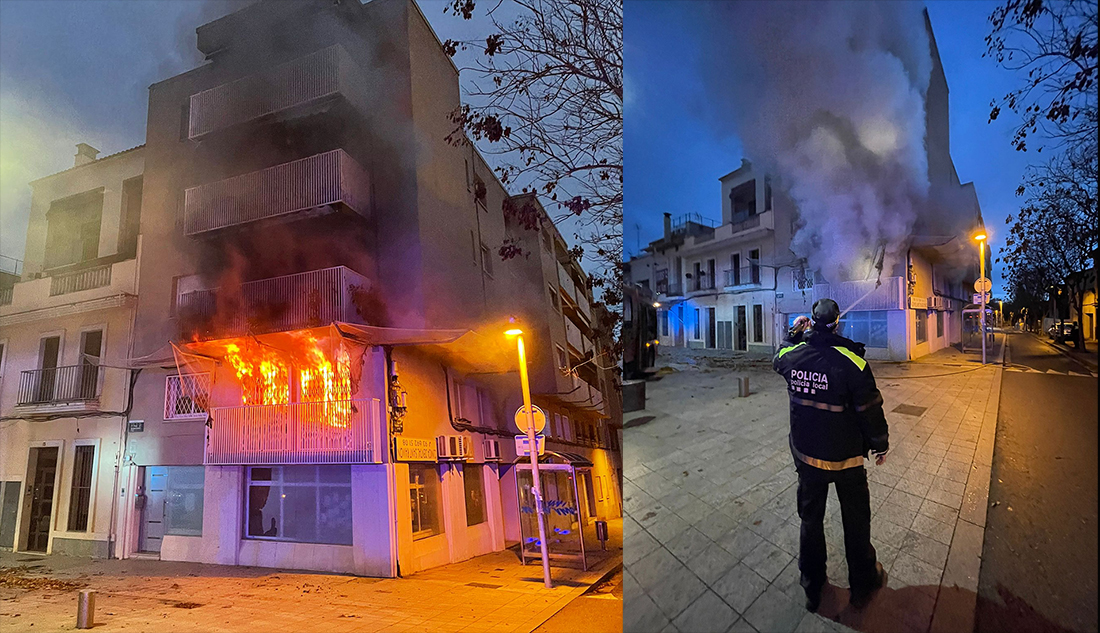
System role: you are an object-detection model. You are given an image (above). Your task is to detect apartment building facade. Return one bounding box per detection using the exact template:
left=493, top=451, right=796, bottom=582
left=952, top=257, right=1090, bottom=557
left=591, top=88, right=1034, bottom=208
left=108, top=0, right=616, bottom=577
left=625, top=11, right=985, bottom=362
left=0, top=143, right=144, bottom=557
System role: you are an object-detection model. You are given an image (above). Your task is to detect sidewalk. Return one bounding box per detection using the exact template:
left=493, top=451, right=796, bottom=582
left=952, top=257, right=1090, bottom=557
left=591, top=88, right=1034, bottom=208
left=623, top=339, right=1004, bottom=633
left=1035, top=333, right=1099, bottom=372
left=0, top=523, right=621, bottom=633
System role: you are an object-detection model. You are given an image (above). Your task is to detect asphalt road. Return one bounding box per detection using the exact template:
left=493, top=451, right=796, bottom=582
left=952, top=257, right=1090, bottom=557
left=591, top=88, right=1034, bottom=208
left=976, top=332, right=1099, bottom=633
left=533, top=566, right=622, bottom=633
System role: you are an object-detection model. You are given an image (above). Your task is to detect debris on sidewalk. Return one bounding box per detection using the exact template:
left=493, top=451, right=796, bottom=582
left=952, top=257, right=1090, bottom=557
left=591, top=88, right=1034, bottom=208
left=0, top=567, right=85, bottom=592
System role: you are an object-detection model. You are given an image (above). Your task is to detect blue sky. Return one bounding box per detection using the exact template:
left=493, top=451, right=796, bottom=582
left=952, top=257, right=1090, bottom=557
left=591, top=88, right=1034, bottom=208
left=623, top=0, right=1033, bottom=296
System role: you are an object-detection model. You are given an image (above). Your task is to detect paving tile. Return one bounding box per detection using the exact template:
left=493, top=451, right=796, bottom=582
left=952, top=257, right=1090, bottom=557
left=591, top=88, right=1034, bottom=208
left=745, top=508, right=787, bottom=539
left=893, top=477, right=932, bottom=498
left=772, top=558, right=806, bottom=605
left=889, top=551, right=943, bottom=595
left=929, top=478, right=966, bottom=497
left=632, top=546, right=686, bottom=593
left=743, top=585, right=806, bottom=633
left=672, top=589, right=738, bottom=633
left=741, top=539, right=794, bottom=583
left=695, top=510, right=742, bottom=541
left=727, top=617, right=760, bottom=633
left=718, top=527, right=766, bottom=562
left=874, top=502, right=917, bottom=529
left=686, top=542, right=739, bottom=586
left=766, top=520, right=802, bottom=557
left=625, top=591, right=671, bottom=633
left=884, top=489, right=924, bottom=512
left=675, top=499, right=717, bottom=525
left=910, top=514, right=955, bottom=546
left=899, top=530, right=950, bottom=569
left=711, top=563, right=769, bottom=614
left=627, top=529, right=663, bottom=565
left=666, top=527, right=714, bottom=565
left=917, top=498, right=958, bottom=525
left=869, top=518, right=910, bottom=549
left=647, top=560, right=709, bottom=621
left=658, top=490, right=701, bottom=513
left=721, top=497, right=761, bottom=524
left=925, top=487, right=963, bottom=510
left=649, top=513, right=693, bottom=545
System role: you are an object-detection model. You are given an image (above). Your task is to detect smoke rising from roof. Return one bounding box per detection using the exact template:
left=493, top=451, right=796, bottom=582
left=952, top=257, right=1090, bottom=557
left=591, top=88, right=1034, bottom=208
left=696, top=1, right=933, bottom=283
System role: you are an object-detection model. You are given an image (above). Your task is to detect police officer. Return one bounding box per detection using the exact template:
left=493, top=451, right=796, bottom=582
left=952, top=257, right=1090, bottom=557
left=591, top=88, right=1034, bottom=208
left=773, top=298, right=889, bottom=612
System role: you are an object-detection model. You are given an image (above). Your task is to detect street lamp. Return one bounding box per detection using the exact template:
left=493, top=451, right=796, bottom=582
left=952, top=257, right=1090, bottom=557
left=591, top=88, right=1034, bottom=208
left=505, top=324, right=552, bottom=589
left=974, top=230, right=988, bottom=364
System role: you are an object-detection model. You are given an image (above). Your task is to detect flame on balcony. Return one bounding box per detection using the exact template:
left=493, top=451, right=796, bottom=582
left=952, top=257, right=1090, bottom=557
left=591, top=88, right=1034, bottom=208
left=177, top=328, right=359, bottom=429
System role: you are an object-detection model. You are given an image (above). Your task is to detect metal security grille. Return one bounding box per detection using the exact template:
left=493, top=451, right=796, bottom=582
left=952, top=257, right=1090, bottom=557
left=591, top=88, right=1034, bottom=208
left=67, top=445, right=95, bottom=531
left=164, top=374, right=212, bottom=420
left=794, top=268, right=814, bottom=290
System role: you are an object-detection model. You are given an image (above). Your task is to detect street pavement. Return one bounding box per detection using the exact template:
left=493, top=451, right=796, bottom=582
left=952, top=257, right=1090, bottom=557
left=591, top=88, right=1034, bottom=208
left=976, top=331, right=1098, bottom=633
left=0, top=523, right=621, bottom=633
left=623, top=339, right=1006, bottom=633
left=533, top=565, right=623, bottom=633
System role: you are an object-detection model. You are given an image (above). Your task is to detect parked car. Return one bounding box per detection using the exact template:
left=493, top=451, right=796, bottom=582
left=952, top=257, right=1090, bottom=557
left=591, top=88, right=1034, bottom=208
left=1047, top=321, right=1079, bottom=343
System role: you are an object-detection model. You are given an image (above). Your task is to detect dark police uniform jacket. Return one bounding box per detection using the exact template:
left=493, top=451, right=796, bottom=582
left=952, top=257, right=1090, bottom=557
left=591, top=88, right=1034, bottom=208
left=772, top=328, right=889, bottom=471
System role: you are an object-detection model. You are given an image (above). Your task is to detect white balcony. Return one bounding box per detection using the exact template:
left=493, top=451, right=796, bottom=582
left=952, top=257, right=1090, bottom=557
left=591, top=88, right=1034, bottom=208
left=188, top=45, right=358, bottom=139
left=557, top=261, right=576, bottom=304
left=177, top=266, right=371, bottom=339
left=206, top=398, right=382, bottom=465
left=183, top=149, right=370, bottom=236
left=724, top=265, right=763, bottom=288
left=0, top=258, right=138, bottom=326
left=14, top=364, right=130, bottom=416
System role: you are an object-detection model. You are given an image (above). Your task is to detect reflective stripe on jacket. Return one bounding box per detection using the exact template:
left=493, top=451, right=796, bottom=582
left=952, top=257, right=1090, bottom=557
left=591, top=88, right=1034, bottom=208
left=773, top=329, right=889, bottom=471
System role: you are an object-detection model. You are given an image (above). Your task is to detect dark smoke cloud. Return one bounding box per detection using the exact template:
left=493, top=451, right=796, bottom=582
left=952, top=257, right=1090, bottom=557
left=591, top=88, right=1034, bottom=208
left=695, top=1, right=932, bottom=283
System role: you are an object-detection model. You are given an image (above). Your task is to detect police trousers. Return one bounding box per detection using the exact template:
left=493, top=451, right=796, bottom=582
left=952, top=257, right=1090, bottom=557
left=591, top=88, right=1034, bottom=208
left=794, top=460, right=879, bottom=593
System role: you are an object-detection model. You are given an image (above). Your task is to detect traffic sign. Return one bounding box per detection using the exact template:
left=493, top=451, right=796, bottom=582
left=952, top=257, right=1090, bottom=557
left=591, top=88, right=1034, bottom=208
left=515, top=434, right=546, bottom=456
left=514, top=405, right=546, bottom=434
left=974, top=277, right=992, bottom=293
left=973, top=293, right=991, bottom=305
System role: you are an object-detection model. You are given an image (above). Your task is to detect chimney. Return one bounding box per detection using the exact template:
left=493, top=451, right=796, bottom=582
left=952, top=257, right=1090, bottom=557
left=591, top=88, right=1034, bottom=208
left=663, top=213, right=672, bottom=240
left=74, top=143, right=100, bottom=167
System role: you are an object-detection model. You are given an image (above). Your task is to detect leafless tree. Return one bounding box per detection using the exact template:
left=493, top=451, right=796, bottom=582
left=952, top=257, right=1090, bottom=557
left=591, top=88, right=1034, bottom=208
left=985, top=0, right=1098, bottom=154
left=440, top=0, right=623, bottom=335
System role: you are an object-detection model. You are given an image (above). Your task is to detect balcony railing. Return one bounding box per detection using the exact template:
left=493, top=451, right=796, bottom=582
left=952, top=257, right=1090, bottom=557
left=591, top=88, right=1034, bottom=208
left=206, top=398, right=381, bottom=465
left=17, top=365, right=121, bottom=405
left=689, top=276, right=716, bottom=292
left=725, top=265, right=762, bottom=287
left=188, top=45, right=354, bottom=139
left=50, top=264, right=112, bottom=296
left=0, top=287, right=11, bottom=306
left=658, top=281, right=683, bottom=297
left=177, top=266, right=371, bottom=339
left=183, top=149, right=371, bottom=235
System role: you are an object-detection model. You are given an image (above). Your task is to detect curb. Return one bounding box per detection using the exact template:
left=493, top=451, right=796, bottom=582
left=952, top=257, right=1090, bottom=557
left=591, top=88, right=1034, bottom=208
left=580, top=561, right=623, bottom=596
left=1033, top=334, right=1099, bottom=372
left=929, top=337, right=1004, bottom=633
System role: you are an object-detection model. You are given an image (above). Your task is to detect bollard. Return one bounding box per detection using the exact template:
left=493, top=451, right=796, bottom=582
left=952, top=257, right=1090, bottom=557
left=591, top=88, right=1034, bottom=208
left=736, top=376, right=750, bottom=398
left=77, top=589, right=95, bottom=629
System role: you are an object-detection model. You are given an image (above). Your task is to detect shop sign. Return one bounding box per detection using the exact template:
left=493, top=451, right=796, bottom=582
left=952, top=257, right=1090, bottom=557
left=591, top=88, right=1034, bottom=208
left=128, top=420, right=144, bottom=433
left=909, top=296, right=928, bottom=310
left=394, top=436, right=436, bottom=461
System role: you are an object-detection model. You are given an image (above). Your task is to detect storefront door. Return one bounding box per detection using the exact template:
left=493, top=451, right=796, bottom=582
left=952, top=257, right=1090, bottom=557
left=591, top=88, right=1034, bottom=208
left=140, top=467, right=167, bottom=553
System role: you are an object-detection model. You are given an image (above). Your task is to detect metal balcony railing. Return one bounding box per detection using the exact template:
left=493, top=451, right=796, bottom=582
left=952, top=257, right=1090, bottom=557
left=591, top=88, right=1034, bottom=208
left=183, top=149, right=371, bottom=235
left=0, top=255, right=22, bottom=276
left=50, top=264, right=112, bottom=296
left=17, top=364, right=120, bottom=405
left=188, top=45, right=353, bottom=139
left=658, top=281, right=683, bottom=297
left=690, top=276, right=716, bottom=292
left=205, top=398, right=381, bottom=465
left=725, top=265, right=762, bottom=287
left=0, top=287, right=11, bottom=306
left=177, top=266, right=371, bottom=338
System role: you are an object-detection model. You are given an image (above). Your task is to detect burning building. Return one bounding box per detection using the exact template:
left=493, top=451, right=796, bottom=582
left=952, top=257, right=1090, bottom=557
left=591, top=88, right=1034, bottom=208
left=1, top=0, right=619, bottom=576
left=626, top=7, right=989, bottom=361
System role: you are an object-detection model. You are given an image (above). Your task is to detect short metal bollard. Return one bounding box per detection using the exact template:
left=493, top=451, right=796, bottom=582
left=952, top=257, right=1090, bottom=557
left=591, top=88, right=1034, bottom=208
left=595, top=519, right=608, bottom=550
left=77, top=589, right=95, bottom=629
left=736, top=376, right=750, bottom=397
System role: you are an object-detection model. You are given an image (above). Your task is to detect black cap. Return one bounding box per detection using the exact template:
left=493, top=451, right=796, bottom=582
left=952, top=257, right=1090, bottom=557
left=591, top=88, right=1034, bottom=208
left=812, top=298, right=840, bottom=325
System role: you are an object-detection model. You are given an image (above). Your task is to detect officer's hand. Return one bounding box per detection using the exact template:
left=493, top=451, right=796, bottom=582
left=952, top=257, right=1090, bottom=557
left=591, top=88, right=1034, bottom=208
left=792, top=316, right=811, bottom=333
left=874, top=450, right=888, bottom=466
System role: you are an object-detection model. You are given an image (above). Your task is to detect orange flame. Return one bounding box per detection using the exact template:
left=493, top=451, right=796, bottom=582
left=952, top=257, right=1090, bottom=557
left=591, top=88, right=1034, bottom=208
left=216, top=334, right=354, bottom=427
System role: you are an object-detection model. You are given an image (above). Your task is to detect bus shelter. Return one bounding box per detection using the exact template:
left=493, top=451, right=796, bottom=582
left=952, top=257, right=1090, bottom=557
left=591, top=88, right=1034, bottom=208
left=513, top=451, right=593, bottom=570
left=961, top=304, right=995, bottom=352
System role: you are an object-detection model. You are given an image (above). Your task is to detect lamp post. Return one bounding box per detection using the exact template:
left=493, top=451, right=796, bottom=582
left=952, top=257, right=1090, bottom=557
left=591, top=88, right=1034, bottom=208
left=505, top=326, right=552, bottom=589
left=974, top=231, right=988, bottom=364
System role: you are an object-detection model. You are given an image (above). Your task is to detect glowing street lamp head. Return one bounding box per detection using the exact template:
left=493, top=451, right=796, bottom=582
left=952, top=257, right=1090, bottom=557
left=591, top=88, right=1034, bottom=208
left=504, top=328, right=523, bottom=337
left=973, top=230, right=987, bottom=242
left=653, top=302, right=661, bottom=308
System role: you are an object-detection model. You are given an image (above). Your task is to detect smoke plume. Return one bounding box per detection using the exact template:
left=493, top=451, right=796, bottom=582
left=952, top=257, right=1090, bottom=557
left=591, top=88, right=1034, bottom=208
left=696, top=1, right=933, bottom=283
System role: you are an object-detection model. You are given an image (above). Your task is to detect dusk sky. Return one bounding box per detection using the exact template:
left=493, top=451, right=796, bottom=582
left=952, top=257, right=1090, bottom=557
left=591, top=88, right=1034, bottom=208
left=624, top=0, right=1033, bottom=297
left=0, top=0, right=502, bottom=262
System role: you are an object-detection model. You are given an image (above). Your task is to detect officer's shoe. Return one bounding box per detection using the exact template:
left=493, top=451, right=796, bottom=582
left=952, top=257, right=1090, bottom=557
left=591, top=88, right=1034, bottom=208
left=804, top=586, right=823, bottom=613
left=849, top=562, right=886, bottom=610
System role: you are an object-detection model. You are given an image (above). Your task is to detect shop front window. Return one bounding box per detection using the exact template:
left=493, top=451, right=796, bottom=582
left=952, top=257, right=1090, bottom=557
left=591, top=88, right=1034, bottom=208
left=246, top=465, right=352, bottom=545
left=410, top=464, right=442, bottom=539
